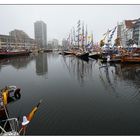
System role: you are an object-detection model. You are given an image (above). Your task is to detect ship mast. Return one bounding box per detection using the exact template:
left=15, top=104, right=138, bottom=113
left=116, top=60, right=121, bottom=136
left=91, top=32, right=93, bottom=49
left=85, top=25, right=88, bottom=47
left=82, top=22, right=85, bottom=51
left=77, top=20, right=81, bottom=49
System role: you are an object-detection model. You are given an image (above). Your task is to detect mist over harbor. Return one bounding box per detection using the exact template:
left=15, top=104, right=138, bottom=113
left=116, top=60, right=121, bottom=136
left=1, top=5, right=140, bottom=136
left=0, top=5, right=140, bottom=44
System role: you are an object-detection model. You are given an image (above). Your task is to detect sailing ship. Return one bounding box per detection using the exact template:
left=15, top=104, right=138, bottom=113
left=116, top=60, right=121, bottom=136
left=88, top=33, right=101, bottom=59
left=75, top=20, right=89, bottom=61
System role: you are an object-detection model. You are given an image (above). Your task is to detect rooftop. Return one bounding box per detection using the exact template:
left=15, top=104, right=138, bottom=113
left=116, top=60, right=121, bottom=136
left=125, top=19, right=138, bottom=29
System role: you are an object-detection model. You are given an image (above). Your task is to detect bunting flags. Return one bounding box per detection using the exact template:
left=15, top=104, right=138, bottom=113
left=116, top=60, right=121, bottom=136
left=86, top=41, right=92, bottom=48
left=103, top=29, right=112, bottom=36
left=108, top=26, right=117, bottom=43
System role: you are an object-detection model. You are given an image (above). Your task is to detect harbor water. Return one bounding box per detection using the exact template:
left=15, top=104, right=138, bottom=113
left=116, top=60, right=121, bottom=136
left=1, top=52, right=140, bottom=135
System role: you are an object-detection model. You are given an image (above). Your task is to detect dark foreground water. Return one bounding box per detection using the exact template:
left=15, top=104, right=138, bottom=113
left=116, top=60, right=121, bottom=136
left=1, top=52, right=140, bottom=135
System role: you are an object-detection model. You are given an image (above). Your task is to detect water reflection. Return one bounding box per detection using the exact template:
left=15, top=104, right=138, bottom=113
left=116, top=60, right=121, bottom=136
left=114, top=64, right=140, bottom=102
left=35, top=53, right=48, bottom=78
left=99, top=62, right=140, bottom=101
left=0, top=55, right=33, bottom=70
left=1, top=53, right=140, bottom=135
left=99, top=63, right=121, bottom=99
left=115, top=64, right=140, bottom=86
left=62, top=55, right=95, bottom=86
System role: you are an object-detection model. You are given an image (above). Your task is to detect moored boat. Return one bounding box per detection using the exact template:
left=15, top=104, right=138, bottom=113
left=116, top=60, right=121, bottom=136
left=0, top=49, right=30, bottom=58
left=44, top=49, right=53, bottom=53
left=63, top=50, right=74, bottom=55
left=121, top=55, right=140, bottom=63
left=101, top=53, right=122, bottom=63
left=89, top=52, right=101, bottom=59
left=76, top=52, right=89, bottom=61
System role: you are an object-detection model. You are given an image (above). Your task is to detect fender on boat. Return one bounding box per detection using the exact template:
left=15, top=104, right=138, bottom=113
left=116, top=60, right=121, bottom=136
left=14, top=88, right=21, bottom=99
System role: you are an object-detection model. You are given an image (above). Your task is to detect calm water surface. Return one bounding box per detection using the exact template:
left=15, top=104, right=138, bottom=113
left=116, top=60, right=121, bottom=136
left=1, top=52, right=140, bottom=135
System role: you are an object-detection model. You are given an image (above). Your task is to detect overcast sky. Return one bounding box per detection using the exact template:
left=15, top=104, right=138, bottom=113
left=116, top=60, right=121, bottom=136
left=0, top=5, right=140, bottom=43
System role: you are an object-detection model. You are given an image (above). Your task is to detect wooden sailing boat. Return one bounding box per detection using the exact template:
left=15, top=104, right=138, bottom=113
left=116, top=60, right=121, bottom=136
left=121, top=48, right=140, bottom=63
left=75, top=20, right=89, bottom=61
left=88, top=32, right=101, bottom=59
left=62, top=29, right=75, bottom=55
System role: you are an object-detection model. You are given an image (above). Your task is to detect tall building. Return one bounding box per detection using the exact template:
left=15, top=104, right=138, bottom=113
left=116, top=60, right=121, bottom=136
left=34, top=21, right=47, bottom=48
left=133, top=18, right=140, bottom=46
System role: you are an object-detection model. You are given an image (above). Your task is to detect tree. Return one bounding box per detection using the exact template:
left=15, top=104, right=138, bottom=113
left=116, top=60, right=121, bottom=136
left=100, top=40, right=105, bottom=47
left=114, top=37, right=121, bottom=46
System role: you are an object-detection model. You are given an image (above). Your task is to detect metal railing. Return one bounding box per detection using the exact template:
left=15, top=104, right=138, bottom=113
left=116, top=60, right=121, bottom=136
left=0, top=118, right=19, bottom=135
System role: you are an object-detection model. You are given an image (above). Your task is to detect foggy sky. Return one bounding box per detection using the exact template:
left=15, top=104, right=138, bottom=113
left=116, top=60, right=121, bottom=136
left=0, top=5, right=140, bottom=43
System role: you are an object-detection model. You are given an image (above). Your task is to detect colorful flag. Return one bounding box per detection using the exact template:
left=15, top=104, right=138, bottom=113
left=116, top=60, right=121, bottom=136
left=19, top=100, right=42, bottom=135
left=27, top=100, right=42, bottom=122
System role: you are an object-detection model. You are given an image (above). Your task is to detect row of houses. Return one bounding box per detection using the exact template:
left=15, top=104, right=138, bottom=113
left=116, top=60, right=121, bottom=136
left=0, top=29, right=38, bottom=49
left=117, top=18, right=140, bottom=47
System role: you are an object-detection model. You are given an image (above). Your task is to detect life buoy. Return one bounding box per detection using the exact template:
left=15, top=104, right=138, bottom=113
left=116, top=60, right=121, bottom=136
left=14, top=88, right=21, bottom=99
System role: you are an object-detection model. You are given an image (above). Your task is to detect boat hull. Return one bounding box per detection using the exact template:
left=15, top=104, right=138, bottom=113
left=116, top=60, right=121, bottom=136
left=89, top=53, right=101, bottom=59
left=76, top=52, right=89, bottom=61
left=63, top=51, right=74, bottom=55
left=121, top=56, right=140, bottom=63
left=0, top=51, right=30, bottom=58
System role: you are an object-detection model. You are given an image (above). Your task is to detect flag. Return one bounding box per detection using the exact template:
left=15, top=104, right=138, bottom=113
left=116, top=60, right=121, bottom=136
left=103, top=29, right=112, bottom=36
left=86, top=41, right=92, bottom=48
left=108, top=26, right=117, bottom=43
left=77, top=20, right=80, bottom=25
left=19, top=99, right=42, bottom=135
left=27, top=100, right=42, bottom=122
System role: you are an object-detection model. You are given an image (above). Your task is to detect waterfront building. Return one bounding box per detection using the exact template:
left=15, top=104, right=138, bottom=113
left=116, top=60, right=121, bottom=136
left=47, top=41, right=53, bottom=49
left=52, top=39, right=59, bottom=49
left=0, top=29, right=37, bottom=49
left=117, top=20, right=137, bottom=47
left=9, top=29, right=29, bottom=39
left=133, top=18, right=140, bottom=46
left=34, top=21, right=47, bottom=48
left=62, top=38, right=68, bottom=50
